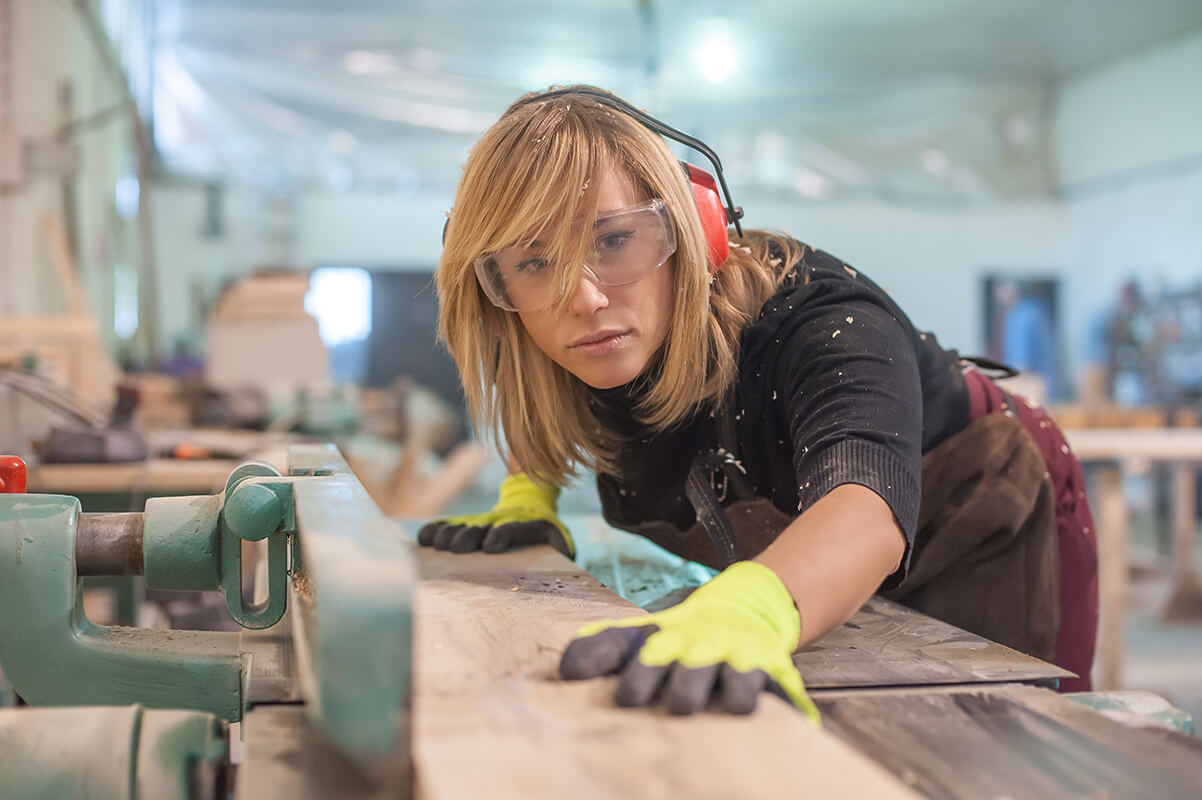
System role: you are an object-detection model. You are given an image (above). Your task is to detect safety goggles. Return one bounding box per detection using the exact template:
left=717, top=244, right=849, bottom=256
left=473, top=199, right=677, bottom=312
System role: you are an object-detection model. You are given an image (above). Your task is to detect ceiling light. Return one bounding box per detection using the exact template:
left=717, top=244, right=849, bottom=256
left=327, top=162, right=354, bottom=193
left=115, top=173, right=140, bottom=220
left=343, top=50, right=397, bottom=77
left=695, top=21, right=737, bottom=84
left=792, top=168, right=833, bottom=200
left=920, top=148, right=951, bottom=178
left=329, top=129, right=357, bottom=156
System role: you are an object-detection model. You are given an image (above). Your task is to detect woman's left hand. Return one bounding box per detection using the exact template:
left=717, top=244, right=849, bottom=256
left=559, top=561, right=821, bottom=720
left=415, top=472, right=574, bottom=558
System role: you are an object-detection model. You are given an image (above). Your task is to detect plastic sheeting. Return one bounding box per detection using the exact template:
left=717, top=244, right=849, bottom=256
left=101, top=0, right=1202, bottom=204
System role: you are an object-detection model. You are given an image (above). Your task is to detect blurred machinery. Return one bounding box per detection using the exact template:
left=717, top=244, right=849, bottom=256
left=0, top=366, right=148, bottom=464
left=1094, top=280, right=1202, bottom=412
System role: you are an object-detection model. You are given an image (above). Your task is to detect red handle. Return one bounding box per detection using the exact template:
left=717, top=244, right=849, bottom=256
left=0, top=456, right=27, bottom=494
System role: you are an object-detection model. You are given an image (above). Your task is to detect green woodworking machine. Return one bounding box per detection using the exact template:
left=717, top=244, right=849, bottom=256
left=0, top=446, right=415, bottom=798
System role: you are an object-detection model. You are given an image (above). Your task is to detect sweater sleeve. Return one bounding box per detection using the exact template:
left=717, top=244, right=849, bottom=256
left=773, top=286, right=923, bottom=587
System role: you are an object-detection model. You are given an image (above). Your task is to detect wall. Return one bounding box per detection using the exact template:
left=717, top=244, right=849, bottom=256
left=0, top=0, right=129, bottom=336
left=743, top=196, right=1067, bottom=355
left=1055, top=29, right=1202, bottom=373
left=296, top=191, right=452, bottom=270
left=7, top=8, right=1199, bottom=387
left=289, top=189, right=1066, bottom=357
left=287, top=28, right=1199, bottom=380
left=1056, top=31, right=1202, bottom=189
left=150, top=182, right=277, bottom=354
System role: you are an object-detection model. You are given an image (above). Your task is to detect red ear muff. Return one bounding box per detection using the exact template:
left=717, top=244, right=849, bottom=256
left=682, top=162, right=729, bottom=272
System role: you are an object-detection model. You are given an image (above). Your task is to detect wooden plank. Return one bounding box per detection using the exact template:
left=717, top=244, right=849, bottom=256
left=1050, top=405, right=1170, bottom=430
left=814, top=684, right=1202, bottom=800
left=27, top=458, right=235, bottom=494
left=0, top=315, right=115, bottom=406
left=569, top=518, right=1068, bottom=689
left=237, top=706, right=398, bottom=800
left=40, top=214, right=87, bottom=316
left=1093, top=463, right=1128, bottom=690
left=411, top=544, right=920, bottom=800
left=1063, top=428, right=1202, bottom=463
left=797, top=596, right=1072, bottom=689
left=1062, top=427, right=1202, bottom=669
left=26, top=431, right=294, bottom=495
left=1163, top=461, right=1202, bottom=621
left=205, top=318, right=329, bottom=392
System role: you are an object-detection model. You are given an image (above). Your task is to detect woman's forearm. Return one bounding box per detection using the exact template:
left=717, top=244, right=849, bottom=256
left=754, top=483, right=907, bottom=648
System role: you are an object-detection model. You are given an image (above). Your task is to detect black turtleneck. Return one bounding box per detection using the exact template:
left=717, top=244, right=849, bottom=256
left=593, top=242, right=971, bottom=586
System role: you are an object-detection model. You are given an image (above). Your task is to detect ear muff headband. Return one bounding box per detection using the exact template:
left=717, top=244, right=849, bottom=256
left=512, top=88, right=743, bottom=270
left=522, top=88, right=742, bottom=223
left=445, top=89, right=745, bottom=270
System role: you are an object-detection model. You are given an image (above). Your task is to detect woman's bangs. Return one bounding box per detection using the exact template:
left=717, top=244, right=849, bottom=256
left=484, top=125, right=605, bottom=310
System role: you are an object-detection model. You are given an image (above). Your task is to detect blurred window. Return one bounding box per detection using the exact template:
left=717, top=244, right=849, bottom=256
left=305, top=267, right=372, bottom=346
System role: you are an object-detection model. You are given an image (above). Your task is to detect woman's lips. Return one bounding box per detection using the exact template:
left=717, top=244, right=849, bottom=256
left=570, top=330, right=630, bottom=355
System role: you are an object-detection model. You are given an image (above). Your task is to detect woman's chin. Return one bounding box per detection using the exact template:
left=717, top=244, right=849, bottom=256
left=571, top=359, right=646, bottom=390
left=578, top=371, right=636, bottom=390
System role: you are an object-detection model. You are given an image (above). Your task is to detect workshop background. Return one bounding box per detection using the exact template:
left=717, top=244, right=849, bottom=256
left=2, top=0, right=1202, bottom=795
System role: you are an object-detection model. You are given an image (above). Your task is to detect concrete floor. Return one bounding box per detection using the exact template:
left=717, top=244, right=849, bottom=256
left=1119, top=514, right=1202, bottom=734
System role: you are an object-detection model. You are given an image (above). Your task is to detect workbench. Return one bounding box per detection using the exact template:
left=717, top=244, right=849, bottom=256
left=25, top=429, right=295, bottom=505
left=398, top=536, right=1202, bottom=799
left=1063, top=427, right=1202, bottom=690
left=28, top=457, right=238, bottom=497
left=3, top=448, right=1201, bottom=799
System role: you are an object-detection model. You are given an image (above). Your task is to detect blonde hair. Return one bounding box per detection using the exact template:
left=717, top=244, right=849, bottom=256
left=437, top=86, right=803, bottom=484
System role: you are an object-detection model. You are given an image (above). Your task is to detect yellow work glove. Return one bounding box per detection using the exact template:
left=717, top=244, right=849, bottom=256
left=560, top=561, right=820, bottom=719
left=416, top=472, right=575, bottom=558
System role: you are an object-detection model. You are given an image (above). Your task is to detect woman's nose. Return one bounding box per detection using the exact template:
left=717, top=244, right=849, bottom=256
left=567, top=269, right=610, bottom=315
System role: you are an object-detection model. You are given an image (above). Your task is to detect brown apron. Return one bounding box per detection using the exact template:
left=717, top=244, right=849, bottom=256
left=625, top=411, right=1061, bottom=663
left=882, top=412, right=1059, bottom=662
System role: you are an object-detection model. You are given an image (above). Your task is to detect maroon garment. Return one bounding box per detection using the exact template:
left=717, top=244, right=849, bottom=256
left=966, top=369, right=1099, bottom=691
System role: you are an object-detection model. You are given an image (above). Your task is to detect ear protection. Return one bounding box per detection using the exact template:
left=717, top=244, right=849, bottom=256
left=681, top=162, right=734, bottom=271
left=519, top=88, right=743, bottom=272
left=441, top=88, right=742, bottom=273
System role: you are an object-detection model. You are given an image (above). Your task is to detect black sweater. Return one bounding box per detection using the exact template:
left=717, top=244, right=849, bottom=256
left=594, top=242, right=971, bottom=585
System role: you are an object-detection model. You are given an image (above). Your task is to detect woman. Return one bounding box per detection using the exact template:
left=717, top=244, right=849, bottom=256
left=421, top=85, right=1098, bottom=718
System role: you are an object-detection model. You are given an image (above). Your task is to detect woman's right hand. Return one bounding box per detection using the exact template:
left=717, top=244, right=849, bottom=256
left=416, top=472, right=575, bottom=558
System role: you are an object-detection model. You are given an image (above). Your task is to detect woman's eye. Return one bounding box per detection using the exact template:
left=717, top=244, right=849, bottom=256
left=597, top=230, right=634, bottom=252
left=515, top=257, right=549, bottom=274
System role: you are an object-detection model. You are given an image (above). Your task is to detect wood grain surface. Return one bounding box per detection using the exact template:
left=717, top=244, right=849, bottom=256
left=238, top=706, right=398, bottom=800
left=410, top=543, right=921, bottom=800
left=815, top=684, right=1202, bottom=800
left=798, top=596, right=1072, bottom=689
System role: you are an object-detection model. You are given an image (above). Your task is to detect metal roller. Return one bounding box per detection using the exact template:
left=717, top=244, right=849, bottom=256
left=75, top=513, right=144, bottom=576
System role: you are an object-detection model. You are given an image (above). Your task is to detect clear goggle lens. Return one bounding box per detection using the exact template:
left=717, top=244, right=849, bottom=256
left=473, top=199, right=676, bottom=312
